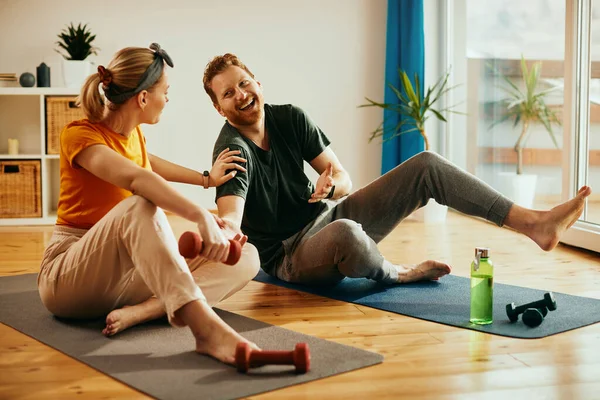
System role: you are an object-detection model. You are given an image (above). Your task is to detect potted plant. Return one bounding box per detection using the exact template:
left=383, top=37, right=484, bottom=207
left=55, top=23, right=99, bottom=88
left=488, top=55, right=561, bottom=208
left=360, top=68, right=462, bottom=222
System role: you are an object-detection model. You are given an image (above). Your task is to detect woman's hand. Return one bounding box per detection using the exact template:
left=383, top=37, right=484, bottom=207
left=195, top=208, right=230, bottom=262
left=210, top=148, right=247, bottom=187
left=217, top=217, right=248, bottom=247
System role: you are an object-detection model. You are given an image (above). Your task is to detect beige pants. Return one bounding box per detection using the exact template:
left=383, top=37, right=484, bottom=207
left=37, top=195, right=260, bottom=326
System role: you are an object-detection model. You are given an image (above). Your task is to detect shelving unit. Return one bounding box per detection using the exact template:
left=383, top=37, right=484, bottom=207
left=0, top=87, right=80, bottom=226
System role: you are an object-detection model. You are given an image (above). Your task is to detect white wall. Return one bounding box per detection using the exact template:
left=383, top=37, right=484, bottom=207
left=0, top=0, right=386, bottom=209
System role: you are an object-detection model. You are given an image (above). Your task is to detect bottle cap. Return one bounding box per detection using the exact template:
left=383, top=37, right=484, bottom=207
left=475, top=247, right=489, bottom=258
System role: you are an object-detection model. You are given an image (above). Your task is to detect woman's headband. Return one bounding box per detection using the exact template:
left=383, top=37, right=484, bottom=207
left=99, top=43, right=174, bottom=104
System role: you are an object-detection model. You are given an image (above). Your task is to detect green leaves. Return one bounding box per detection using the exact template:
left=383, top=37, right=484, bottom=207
left=490, top=55, right=561, bottom=150
left=359, top=68, right=463, bottom=145
left=55, top=23, right=99, bottom=61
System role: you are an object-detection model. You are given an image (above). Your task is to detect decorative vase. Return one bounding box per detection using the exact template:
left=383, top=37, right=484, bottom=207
left=62, top=59, right=91, bottom=89
left=19, top=73, right=35, bottom=87
left=36, top=63, right=51, bottom=87
left=495, top=172, right=537, bottom=209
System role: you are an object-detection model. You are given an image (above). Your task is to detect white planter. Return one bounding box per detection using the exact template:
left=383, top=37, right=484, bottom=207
left=496, top=172, right=537, bottom=209
left=411, top=199, right=448, bottom=223
left=62, top=60, right=92, bottom=89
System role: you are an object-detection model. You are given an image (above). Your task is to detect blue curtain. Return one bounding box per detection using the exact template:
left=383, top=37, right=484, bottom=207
left=381, top=0, right=425, bottom=174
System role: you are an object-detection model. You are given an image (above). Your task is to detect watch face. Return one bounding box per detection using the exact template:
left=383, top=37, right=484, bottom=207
left=203, top=171, right=210, bottom=177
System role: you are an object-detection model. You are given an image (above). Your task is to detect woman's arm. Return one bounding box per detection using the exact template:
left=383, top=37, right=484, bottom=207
left=149, top=153, right=203, bottom=185
left=149, top=148, right=247, bottom=187
left=74, top=144, right=230, bottom=261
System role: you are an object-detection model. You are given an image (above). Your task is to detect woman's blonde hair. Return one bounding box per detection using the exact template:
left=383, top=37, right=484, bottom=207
left=78, top=45, right=164, bottom=122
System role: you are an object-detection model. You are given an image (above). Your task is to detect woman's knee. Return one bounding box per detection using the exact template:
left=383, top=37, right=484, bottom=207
left=107, top=195, right=159, bottom=223
left=124, top=195, right=158, bottom=216
left=236, top=243, right=260, bottom=281
left=117, top=195, right=169, bottom=231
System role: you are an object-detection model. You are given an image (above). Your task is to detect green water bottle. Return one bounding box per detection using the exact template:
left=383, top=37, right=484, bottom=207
left=470, top=247, right=493, bottom=325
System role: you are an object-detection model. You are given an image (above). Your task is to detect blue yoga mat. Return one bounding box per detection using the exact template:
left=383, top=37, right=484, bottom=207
left=254, top=270, right=600, bottom=339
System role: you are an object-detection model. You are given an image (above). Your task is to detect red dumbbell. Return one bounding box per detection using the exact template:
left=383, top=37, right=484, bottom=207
left=235, top=342, right=311, bottom=373
left=178, top=231, right=242, bottom=265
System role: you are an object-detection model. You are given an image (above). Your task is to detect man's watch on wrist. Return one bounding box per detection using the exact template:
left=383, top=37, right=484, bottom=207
left=202, top=170, right=210, bottom=189
left=326, top=185, right=336, bottom=199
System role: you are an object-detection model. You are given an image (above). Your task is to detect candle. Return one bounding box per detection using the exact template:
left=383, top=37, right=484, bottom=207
left=7, top=138, right=19, bottom=155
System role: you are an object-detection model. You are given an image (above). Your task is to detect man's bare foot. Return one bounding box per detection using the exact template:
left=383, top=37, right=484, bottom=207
left=396, top=260, right=452, bottom=283
left=103, top=297, right=164, bottom=337
left=528, top=186, right=592, bottom=251
left=177, top=300, right=259, bottom=365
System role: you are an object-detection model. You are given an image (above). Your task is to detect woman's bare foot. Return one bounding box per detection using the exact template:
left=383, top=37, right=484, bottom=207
left=103, top=297, right=164, bottom=337
left=506, top=186, right=592, bottom=251
left=194, top=323, right=259, bottom=365
left=396, top=260, right=452, bottom=283
left=176, top=300, right=259, bottom=365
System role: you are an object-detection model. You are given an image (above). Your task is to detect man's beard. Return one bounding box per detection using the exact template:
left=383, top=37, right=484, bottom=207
left=225, top=96, right=263, bottom=126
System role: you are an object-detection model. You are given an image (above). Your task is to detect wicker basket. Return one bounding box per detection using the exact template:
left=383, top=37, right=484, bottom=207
left=0, top=160, right=42, bottom=218
left=46, top=96, right=85, bottom=154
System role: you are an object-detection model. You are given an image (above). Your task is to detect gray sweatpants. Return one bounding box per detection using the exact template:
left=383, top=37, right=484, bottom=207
left=275, top=151, right=513, bottom=285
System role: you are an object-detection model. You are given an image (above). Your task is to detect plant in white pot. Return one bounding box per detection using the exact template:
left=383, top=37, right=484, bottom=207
left=55, top=23, right=99, bottom=88
left=488, top=56, right=561, bottom=209
left=360, top=68, right=462, bottom=223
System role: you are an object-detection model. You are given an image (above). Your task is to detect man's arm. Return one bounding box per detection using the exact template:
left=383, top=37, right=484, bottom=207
left=309, top=147, right=352, bottom=201
left=216, top=195, right=246, bottom=229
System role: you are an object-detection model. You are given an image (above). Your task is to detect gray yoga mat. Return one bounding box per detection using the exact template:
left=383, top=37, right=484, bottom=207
left=0, top=274, right=383, bottom=400
left=254, top=270, right=600, bottom=339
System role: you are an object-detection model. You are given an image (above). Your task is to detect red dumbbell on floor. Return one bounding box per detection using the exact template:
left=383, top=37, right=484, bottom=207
left=178, top=231, right=242, bottom=266
left=235, top=342, right=311, bottom=373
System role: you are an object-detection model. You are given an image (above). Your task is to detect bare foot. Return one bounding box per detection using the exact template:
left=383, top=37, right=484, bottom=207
left=195, top=323, right=259, bottom=365
left=396, top=260, right=452, bottom=283
left=103, top=297, right=164, bottom=337
left=529, top=186, right=592, bottom=251
left=103, top=306, right=136, bottom=337
left=178, top=300, right=260, bottom=365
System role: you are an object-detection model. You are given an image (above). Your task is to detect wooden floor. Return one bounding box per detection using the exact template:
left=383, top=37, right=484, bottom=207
left=1, top=212, right=600, bottom=400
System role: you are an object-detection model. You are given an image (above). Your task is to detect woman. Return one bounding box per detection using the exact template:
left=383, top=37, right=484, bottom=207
left=38, top=43, right=259, bottom=365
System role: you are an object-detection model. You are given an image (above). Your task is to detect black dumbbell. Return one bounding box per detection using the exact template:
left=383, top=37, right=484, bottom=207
left=522, top=308, right=546, bottom=327
left=506, top=292, right=557, bottom=322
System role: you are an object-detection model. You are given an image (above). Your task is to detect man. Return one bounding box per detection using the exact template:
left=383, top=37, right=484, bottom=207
left=203, top=53, right=591, bottom=286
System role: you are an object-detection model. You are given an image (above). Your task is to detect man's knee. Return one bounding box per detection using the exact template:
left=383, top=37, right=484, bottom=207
left=329, top=219, right=370, bottom=251
left=411, top=150, right=443, bottom=169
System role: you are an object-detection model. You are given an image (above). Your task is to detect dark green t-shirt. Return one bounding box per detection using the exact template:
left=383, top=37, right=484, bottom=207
left=213, top=104, right=330, bottom=273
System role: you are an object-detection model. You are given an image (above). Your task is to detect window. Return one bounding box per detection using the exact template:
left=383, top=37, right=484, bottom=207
left=446, top=0, right=599, bottom=252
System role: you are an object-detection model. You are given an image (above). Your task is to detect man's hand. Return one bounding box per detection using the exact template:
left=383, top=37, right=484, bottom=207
left=309, top=162, right=334, bottom=203
left=215, top=215, right=248, bottom=246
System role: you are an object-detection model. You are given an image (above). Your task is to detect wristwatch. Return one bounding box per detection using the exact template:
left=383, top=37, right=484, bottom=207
left=203, top=170, right=210, bottom=189
left=326, top=185, right=336, bottom=199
